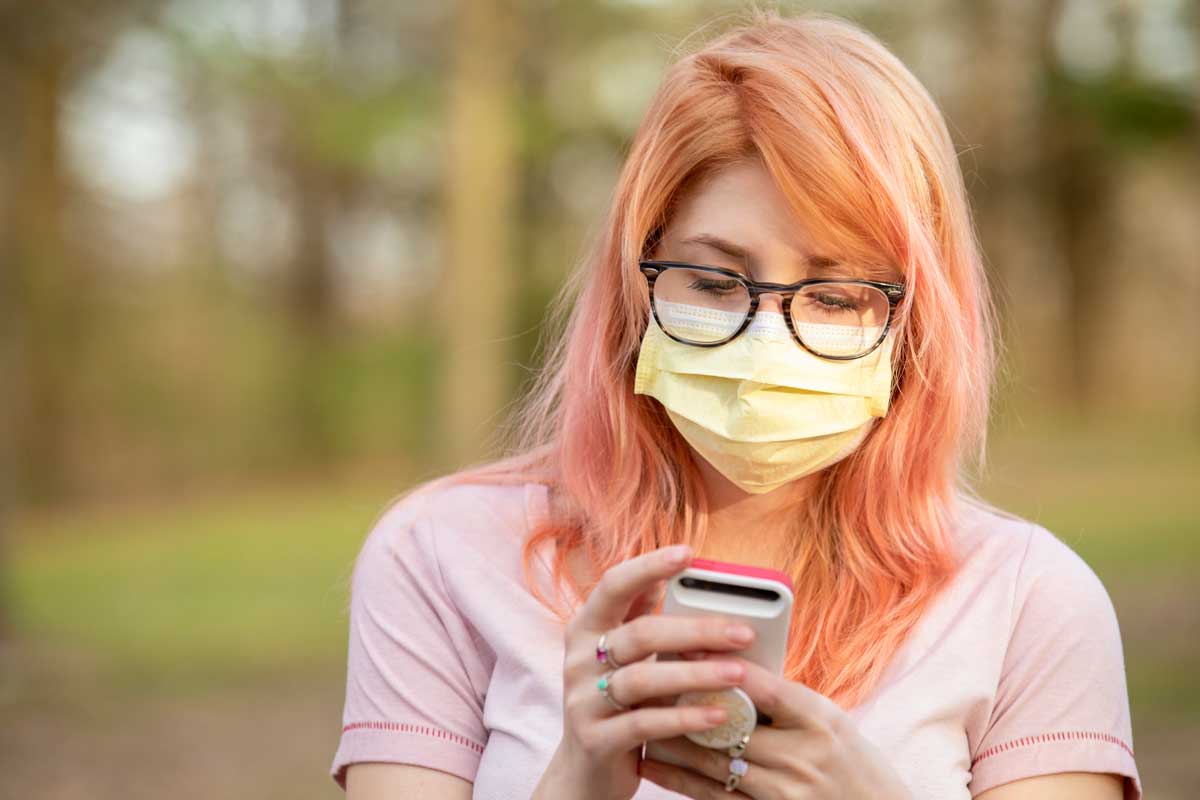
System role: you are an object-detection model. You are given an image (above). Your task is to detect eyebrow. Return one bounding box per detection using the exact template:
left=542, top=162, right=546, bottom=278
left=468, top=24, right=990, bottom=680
left=677, top=233, right=895, bottom=281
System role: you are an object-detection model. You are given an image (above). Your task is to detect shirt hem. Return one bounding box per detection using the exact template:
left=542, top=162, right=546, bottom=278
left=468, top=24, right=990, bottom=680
left=968, top=733, right=1141, bottom=800
left=330, top=723, right=484, bottom=791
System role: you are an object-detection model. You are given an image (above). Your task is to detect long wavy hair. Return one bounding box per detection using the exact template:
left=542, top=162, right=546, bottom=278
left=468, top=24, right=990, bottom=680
left=409, top=7, right=997, bottom=709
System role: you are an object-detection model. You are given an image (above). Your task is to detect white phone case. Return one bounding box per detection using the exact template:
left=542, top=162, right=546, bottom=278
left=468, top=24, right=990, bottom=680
left=642, top=558, right=793, bottom=768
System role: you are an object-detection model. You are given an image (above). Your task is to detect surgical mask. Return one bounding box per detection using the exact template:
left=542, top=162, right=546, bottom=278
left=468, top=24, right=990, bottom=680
left=633, top=303, right=895, bottom=494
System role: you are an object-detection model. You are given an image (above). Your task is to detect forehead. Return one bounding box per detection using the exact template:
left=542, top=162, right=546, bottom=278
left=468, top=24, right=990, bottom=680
left=664, top=159, right=816, bottom=256
left=654, top=158, right=903, bottom=283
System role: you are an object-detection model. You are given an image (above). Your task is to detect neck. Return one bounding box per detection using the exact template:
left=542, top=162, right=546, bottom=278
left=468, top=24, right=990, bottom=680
left=694, top=457, right=818, bottom=568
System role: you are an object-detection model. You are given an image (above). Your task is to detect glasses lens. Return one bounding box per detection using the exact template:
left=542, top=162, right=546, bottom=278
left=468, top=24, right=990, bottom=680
left=791, top=283, right=889, bottom=358
left=652, top=267, right=751, bottom=344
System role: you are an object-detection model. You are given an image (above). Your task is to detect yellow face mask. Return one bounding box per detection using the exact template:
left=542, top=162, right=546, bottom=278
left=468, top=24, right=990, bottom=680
left=633, top=306, right=895, bottom=494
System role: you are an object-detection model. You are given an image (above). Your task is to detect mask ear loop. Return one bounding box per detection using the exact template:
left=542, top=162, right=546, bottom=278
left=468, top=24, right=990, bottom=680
left=883, top=323, right=908, bottom=411
left=866, top=330, right=898, bottom=417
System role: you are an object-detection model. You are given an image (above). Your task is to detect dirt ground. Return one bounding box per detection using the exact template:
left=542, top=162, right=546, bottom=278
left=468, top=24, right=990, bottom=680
left=0, top=642, right=347, bottom=800
left=2, top=638, right=1196, bottom=799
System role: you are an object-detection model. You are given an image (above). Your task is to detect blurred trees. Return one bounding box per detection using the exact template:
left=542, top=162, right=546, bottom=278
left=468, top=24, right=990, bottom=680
left=0, top=0, right=158, bottom=637
left=1, top=2, right=142, bottom=502
left=11, top=41, right=71, bottom=503
left=960, top=0, right=1065, bottom=404
left=1041, top=0, right=1199, bottom=407
left=0, top=0, right=1195, bottom=517
left=441, top=0, right=521, bottom=465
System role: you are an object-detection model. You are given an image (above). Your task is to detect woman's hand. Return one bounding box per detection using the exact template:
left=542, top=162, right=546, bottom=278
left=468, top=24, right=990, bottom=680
left=638, top=657, right=914, bottom=800
left=534, top=544, right=759, bottom=800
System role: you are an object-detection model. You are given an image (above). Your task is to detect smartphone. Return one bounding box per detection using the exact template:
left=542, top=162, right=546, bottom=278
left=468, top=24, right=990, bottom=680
left=642, top=557, right=793, bottom=766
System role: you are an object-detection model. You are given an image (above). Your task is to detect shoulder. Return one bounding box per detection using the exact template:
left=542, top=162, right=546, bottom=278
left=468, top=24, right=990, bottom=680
left=953, top=495, right=1106, bottom=591
left=946, top=495, right=1039, bottom=597
left=953, top=495, right=1034, bottom=550
left=351, top=476, right=552, bottom=599
left=951, top=495, right=1123, bottom=658
left=1010, top=521, right=1121, bottom=642
left=947, top=495, right=1121, bottom=645
left=363, top=477, right=549, bottom=556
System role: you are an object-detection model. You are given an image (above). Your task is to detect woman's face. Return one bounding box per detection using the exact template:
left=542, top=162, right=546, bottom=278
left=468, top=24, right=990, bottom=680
left=649, top=158, right=900, bottom=315
left=642, top=157, right=902, bottom=503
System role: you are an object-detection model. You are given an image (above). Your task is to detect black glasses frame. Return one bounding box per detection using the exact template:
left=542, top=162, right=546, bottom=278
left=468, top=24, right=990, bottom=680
left=638, top=260, right=905, bottom=361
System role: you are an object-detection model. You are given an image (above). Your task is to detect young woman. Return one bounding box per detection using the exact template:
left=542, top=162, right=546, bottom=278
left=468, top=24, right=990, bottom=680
left=331, top=9, right=1141, bottom=800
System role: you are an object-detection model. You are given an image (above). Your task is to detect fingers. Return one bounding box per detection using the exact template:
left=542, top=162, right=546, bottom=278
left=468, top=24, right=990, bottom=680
left=720, top=656, right=840, bottom=733
left=602, top=613, right=757, bottom=668
left=650, top=721, right=809, bottom=773
left=597, top=658, right=746, bottom=712
left=641, top=736, right=762, bottom=794
left=589, top=702, right=730, bottom=758
left=639, top=757, right=754, bottom=800
left=624, top=577, right=669, bottom=621
left=711, top=720, right=812, bottom=769
left=575, top=544, right=693, bottom=631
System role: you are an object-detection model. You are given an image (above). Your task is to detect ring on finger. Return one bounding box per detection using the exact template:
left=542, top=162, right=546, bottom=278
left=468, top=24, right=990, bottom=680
left=724, top=732, right=751, bottom=792
left=724, top=756, right=749, bottom=792
left=597, top=668, right=628, bottom=711
left=596, top=631, right=626, bottom=668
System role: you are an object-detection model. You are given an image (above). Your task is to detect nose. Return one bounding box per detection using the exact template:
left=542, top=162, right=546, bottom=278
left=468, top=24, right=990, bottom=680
left=756, top=292, right=785, bottom=315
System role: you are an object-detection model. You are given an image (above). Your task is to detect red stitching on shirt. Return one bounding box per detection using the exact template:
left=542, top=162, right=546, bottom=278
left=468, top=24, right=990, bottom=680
left=342, top=721, right=486, bottom=753
left=971, top=730, right=1134, bottom=767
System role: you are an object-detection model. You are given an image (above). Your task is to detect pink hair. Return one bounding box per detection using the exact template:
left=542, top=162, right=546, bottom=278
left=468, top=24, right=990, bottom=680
left=413, top=8, right=997, bottom=709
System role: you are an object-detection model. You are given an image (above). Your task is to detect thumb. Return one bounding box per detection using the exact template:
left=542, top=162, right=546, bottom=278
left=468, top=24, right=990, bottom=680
left=624, top=577, right=668, bottom=621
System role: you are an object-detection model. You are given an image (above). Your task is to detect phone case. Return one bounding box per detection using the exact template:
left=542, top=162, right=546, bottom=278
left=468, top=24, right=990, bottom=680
left=642, top=558, right=793, bottom=766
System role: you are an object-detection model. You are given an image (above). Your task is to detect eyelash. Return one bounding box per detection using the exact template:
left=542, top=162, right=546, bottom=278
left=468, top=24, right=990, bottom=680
left=688, top=278, right=742, bottom=295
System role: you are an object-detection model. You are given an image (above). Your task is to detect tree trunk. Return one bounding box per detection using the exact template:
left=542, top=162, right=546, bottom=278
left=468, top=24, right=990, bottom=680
left=440, top=0, right=522, bottom=466
left=965, top=0, right=1068, bottom=408
left=12, top=43, right=75, bottom=502
left=282, top=144, right=342, bottom=463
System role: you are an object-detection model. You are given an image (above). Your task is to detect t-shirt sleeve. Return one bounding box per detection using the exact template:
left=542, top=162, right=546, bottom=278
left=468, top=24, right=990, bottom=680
left=330, top=491, right=491, bottom=790
left=968, top=524, right=1142, bottom=799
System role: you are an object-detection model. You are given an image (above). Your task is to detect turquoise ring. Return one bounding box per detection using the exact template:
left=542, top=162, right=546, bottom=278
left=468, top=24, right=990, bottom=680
left=597, top=669, right=627, bottom=711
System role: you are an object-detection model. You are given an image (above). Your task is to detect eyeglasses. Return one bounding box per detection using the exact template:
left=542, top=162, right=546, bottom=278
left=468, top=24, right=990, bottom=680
left=638, top=260, right=905, bottom=360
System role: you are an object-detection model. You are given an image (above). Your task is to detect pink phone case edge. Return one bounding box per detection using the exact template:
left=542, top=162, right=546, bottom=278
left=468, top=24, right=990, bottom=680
left=688, top=557, right=793, bottom=595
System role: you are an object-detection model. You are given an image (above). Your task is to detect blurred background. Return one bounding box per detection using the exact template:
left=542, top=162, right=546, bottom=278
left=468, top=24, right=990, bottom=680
left=0, top=0, right=1196, bottom=797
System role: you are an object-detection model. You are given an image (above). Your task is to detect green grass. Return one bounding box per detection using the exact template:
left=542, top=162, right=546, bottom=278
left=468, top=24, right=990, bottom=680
left=6, top=417, right=1198, bottom=721
left=7, top=475, right=409, bottom=695
left=978, top=416, right=1200, bottom=577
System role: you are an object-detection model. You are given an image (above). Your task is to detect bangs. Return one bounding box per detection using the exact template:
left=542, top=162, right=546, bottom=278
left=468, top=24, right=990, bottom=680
left=748, top=86, right=914, bottom=279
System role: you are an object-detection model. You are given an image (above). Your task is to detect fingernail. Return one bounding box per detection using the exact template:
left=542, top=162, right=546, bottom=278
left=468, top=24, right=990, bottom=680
left=726, top=625, right=754, bottom=644
left=705, top=707, right=727, bottom=722
left=718, top=662, right=744, bottom=681
left=668, top=545, right=691, bottom=564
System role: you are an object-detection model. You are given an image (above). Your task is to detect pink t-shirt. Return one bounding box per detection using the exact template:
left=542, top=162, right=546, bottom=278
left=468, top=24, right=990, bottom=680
left=330, top=480, right=1142, bottom=799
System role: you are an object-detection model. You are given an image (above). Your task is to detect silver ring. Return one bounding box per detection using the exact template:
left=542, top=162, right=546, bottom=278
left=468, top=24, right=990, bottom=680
left=728, top=731, right=751, bottom=758
left=597, top=668, right=627, bottom=711
left=724, top=732, right=751, bottom=792
left=725, top=756, right=749, bottom=791
left=596, top=631, right=626, bottom=668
